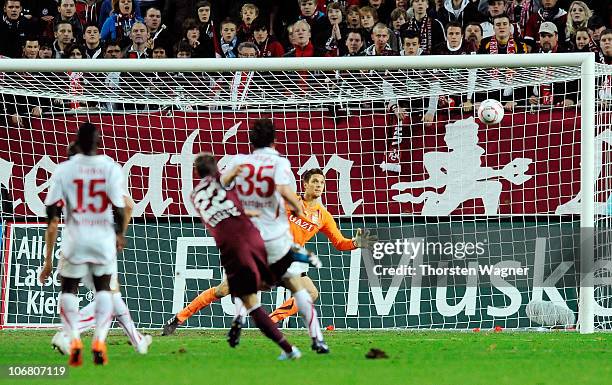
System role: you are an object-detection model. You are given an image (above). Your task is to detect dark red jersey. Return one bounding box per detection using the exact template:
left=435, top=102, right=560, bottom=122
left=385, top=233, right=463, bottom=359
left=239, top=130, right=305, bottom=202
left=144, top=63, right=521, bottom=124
left=191, top=174, right=254, bottom=239
left=191, top=173, right=272, bottom=296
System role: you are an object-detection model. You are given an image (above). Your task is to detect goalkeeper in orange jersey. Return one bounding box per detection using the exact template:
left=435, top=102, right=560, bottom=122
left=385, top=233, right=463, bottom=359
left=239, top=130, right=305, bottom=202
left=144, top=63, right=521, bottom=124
left=162, top=168, right=376, bottom=336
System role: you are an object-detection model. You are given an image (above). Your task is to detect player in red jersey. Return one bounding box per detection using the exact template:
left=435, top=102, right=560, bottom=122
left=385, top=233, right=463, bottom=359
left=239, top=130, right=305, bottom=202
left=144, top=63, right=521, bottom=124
left=191, top=153, right=301, bottom=359
left=166, top=119, right=329, bottom=356
left=164, top=169, right=375, bottom=332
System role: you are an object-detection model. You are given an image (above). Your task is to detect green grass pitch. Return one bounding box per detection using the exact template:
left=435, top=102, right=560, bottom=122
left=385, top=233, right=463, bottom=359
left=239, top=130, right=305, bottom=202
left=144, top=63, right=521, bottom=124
left=0, top=329, right=611, bottom=385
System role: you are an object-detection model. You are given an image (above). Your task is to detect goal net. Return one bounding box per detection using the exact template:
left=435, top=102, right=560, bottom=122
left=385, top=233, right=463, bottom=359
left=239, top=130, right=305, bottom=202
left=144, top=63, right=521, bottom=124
left=0, top=55, right=610, bottom=332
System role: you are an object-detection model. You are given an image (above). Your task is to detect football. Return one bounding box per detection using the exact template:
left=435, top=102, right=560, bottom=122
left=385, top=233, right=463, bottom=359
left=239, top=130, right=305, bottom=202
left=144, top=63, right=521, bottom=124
left=478, top=99, right=505, bottom=125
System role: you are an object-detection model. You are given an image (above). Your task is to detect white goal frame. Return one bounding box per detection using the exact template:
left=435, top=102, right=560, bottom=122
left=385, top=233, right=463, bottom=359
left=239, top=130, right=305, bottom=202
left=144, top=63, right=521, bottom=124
left=0, top=53, right=598, bottom=332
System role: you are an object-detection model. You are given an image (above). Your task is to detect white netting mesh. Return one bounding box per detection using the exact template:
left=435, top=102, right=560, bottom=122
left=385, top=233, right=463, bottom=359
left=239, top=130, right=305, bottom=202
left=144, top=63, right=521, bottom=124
left=0, top=64, right=583, bottom=107
left=0, top=57, right=609, bottom=331
left=594, top=62, right=612, bottom=330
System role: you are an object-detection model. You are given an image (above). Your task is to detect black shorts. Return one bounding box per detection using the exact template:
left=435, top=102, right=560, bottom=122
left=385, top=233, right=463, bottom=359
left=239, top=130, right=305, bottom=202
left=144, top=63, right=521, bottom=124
left=269, top=249, right=312, bottom=282
left=268, top=252, right=295, bottom=284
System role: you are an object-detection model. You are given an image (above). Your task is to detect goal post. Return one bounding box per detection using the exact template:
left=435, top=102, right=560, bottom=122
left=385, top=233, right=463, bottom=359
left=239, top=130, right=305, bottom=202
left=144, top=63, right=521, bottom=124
left=0, top=53, right=608, bottom=333
left=578, top=54, right=596, bottom=334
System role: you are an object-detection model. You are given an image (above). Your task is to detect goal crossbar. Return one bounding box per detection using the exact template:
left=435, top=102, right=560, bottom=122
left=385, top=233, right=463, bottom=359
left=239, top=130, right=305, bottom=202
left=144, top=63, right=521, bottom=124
left=0, top=53, right=596, bottom=72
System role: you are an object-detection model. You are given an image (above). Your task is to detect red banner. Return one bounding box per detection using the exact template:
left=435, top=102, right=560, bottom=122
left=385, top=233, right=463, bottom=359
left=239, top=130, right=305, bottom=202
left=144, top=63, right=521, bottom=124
left=0, top=109, right=585, bottom=217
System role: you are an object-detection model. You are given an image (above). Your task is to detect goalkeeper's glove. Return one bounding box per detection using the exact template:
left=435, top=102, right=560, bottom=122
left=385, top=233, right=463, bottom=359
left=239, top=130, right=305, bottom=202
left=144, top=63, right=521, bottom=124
left=352, top=228, right=377, bottom=249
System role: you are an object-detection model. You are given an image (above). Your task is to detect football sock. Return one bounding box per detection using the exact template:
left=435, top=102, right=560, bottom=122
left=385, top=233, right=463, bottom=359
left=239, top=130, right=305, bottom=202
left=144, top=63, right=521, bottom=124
left=71, top=292, right=143, bottom=347
left=233, top=297, right=247, bottom=324
left=269, top=297, right=298, bottom=323
left=76, top=300, right=96, bottom=332
left=294, top=289, right=323, bottom=341
left=93, top=291, right=113, bottom=343
left=177, top=287, right=220, bottom=323
left=248, top=305, right=293, bottom=353
left=113, top=292, right=143, bottom=347
left=60, top=293, right=80, bottom=340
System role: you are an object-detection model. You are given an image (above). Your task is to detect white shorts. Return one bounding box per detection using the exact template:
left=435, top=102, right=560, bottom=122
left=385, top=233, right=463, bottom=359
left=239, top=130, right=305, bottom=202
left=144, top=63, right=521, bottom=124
left=282, top=261, right=309, bottom=279
left=58, top=257, right=117, bottom=281
left=265, top=234, right=293, bottom=265
left=81, top=271, right=120, bottom=292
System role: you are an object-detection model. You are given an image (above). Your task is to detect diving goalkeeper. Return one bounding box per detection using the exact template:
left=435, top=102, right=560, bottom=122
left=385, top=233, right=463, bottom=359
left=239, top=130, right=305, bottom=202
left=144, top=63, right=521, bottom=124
left=162, top=168, right=376, bottom=335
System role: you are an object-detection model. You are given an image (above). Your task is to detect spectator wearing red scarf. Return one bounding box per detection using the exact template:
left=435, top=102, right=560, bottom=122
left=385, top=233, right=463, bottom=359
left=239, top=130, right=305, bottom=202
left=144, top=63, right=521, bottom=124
left=478, top=14, right=528, bottom=111
left=406, top=0, right=445, bottom=55
left=479, top=14, right=528, bottom=54
left=502, top=0, right=537, bottom=33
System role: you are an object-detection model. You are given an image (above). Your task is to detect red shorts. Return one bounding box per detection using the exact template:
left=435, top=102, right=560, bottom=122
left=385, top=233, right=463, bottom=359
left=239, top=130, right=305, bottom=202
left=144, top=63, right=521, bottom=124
left=218, top=235, right=273, bottom=297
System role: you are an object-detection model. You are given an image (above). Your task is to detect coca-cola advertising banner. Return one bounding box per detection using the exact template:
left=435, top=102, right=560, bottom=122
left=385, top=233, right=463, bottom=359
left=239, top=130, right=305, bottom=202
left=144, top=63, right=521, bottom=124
left=0, top=109, right=593, bottom=217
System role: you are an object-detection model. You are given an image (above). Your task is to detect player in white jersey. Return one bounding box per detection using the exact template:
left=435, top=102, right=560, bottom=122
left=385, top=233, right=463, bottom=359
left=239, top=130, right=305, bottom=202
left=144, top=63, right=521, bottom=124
left=39, top=123, right=127, bottom=367
left=48, top=142, right=152, bottom=357
left=222, top=118, right=329, bottom=356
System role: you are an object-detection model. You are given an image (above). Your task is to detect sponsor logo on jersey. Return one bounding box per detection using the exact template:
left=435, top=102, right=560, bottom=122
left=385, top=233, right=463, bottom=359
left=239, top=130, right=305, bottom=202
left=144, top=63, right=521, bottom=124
left=288, top=214, right=315, bottom=232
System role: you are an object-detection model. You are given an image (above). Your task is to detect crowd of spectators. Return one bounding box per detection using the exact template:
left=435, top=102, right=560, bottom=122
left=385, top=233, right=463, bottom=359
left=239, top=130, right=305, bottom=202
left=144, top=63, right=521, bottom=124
left=0, top=0, right=611, bottom=61
left=1, top=0, right=612, bottom=127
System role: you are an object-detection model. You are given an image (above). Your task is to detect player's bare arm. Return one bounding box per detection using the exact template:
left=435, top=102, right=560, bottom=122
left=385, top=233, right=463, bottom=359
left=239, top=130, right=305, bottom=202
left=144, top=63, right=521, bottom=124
left=113, top=205, right=126, bottom=252
left=105, top=195, right=134, bottom=293
left=244, top=209, right=262, bottom=217
left=39, top=204, right=61, bottom=283
left=277, top=184, right=304, bottom=218
left=220, top=164, right=246, bottom=187
left=122, top=195, right=134, bottom=233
